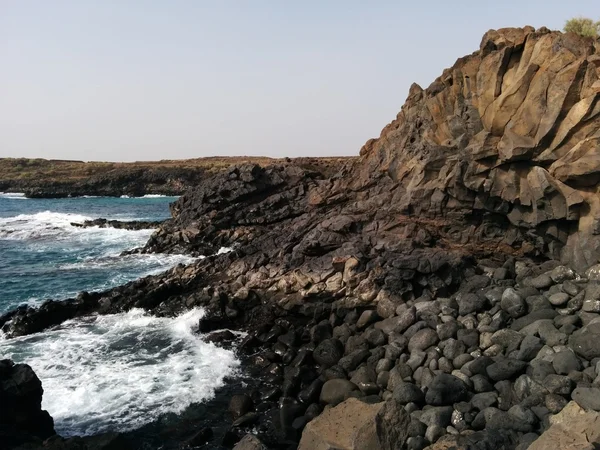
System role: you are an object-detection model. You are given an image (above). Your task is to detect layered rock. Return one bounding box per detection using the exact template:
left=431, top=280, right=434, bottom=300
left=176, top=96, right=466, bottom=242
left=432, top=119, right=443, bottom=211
left=357, top=27, right=600, bottom=271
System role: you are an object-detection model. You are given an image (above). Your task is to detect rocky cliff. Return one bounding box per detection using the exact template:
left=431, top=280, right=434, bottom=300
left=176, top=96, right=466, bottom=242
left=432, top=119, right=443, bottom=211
left=356, top=26, right=600, bottom=272
left=143, top=28, right=600, bottom=273
left=4, top=26, right=600, bottom=450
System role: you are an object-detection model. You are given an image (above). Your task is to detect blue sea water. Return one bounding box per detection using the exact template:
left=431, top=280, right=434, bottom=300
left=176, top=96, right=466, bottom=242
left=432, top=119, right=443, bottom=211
left=0, top=194, right=192, bottom=313
left=0, top=193, right=239, bottom=436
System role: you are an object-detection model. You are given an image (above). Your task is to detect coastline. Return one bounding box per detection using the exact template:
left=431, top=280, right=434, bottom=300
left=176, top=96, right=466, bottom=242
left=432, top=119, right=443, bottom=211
left=3, top=26, right=600, bottom=450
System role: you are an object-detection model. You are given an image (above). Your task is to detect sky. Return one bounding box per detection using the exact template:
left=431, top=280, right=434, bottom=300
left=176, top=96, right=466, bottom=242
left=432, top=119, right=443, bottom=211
left=1, top=1, right=598, bottom=162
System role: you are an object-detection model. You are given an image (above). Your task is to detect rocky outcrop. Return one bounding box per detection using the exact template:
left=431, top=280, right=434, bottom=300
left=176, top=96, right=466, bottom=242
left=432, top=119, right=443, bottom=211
left=356, top=27, right=600, bottom=272
left=70, top=218, right=163, bottom=230
left=0, top=359, right=55, bottom=448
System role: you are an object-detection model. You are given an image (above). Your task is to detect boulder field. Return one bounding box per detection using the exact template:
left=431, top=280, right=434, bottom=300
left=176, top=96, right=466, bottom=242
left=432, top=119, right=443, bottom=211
left=3, top=26, right=600, bottom=449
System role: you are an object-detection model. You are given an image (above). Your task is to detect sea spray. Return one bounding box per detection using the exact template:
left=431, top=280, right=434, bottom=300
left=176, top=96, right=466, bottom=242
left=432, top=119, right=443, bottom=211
left=0, top=308, right=240, bottom=436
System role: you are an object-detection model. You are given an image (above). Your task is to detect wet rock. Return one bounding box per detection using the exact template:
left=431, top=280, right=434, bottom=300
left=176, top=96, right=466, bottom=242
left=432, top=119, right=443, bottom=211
left=0, top=359, right=55, bottom=446
left=229, top=394, right=254, bottom=420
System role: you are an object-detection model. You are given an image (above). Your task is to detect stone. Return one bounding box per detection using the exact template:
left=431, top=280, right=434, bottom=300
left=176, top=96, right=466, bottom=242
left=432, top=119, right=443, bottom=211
left=232, top=434, right=266, bottom=450
left=364, top=328, right=386, bottom=347
left=552, top=350, right=582, bottom=375
left=583, top=283, right=600, bottom=313
left=543, top=374, right=574, bottom=395
left=424, top=424, right=445, bottom=444
left=471, top=374, right=494, bottom=393
left=392, top=382, right=425, bottom=404
left=484, top=407, right=533, bottom=432
left=500, top=288, right=526, bottom=319
left=490, top=329, right=523, bottom=353
left=456, top=293, right=487, bottom=316
left=569, top=318, right=600, bottom=360
left=486, top=358, right=527, bottom=381
left=229, top=394, right=254, bottom=420
left=416, top=406, right=453, bottom=428
left=549, top=292, right=570, bottom=307
left=572, top=387, right=600, bottom=411
left=320, top=379, right=358, bottom=406
left=424, top=374, right=468, bottom=406
left=436, top=321, right=458, bottom=340
left=550, top=266, right=575, bottom=283
left=471, top=392, right=498, bottom=411
left=456, top=329, right=479, bottom=349
left=408, top=328, right=439, bottom=352
left=356, top=310, right=380, bottom=329
left=375, top=310, right=416, bottom=335
left=545, top=394, right=568, bottom=414
left=314, top=339, right=344, bottom=368
left=298, top=398, right=409, bottom=450
left=516, top=335, right=544, bottom=362
left=527, top=274, right=553, bottom=290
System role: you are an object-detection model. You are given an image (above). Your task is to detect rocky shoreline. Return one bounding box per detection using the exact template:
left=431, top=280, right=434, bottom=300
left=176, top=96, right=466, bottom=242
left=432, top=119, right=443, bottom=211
left=70, top=218, right=164, bottom=231
left=2, top=25, right=600, bottom=449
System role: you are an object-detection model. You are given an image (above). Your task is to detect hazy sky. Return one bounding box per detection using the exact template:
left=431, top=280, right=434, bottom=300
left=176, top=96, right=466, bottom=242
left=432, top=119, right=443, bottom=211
left=1, top=1, right=598, bottom=162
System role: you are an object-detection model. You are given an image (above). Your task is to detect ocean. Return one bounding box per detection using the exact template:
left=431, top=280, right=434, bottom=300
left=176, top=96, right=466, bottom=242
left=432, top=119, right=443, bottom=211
left=0, top=194, right=239, bottom=437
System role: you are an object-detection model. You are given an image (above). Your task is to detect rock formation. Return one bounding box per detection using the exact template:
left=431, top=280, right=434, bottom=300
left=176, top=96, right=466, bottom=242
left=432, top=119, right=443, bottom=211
left=3, top=26, right=600, bottom=450
left=356, top=26, right=600, bottom=272
left=0, top=359, right=55, bottom=448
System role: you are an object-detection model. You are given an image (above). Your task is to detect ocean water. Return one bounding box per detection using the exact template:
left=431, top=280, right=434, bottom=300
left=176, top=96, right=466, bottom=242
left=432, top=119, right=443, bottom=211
left=0, top=194, right=239, bottom=436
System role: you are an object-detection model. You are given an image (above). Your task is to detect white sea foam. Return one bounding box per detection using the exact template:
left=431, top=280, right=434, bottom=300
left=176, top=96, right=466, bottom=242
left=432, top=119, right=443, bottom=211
left=141, top=194, right=169, bottom=198
left=0, top=211, right=152, bottom=243
left=0, top=192, right=27, bottom=199
left=0, top=308, right=239, bottom=436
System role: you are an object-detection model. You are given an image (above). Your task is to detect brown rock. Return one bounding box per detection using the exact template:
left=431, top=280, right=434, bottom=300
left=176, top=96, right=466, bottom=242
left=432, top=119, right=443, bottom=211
left=298, top=398, right=409, bottom=450
left=528, top=401, right=600, bottom=450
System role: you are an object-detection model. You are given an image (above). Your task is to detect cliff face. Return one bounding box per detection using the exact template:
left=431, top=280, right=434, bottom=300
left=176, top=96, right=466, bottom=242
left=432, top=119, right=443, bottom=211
left=144, top=28, right=600, bottom=272
left=357, top=27, right=600, bottom=271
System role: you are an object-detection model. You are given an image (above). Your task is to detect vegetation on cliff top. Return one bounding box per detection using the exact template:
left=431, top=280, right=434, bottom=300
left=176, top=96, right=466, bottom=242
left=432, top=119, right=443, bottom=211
left=564, top=17, right=600, bottom=38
